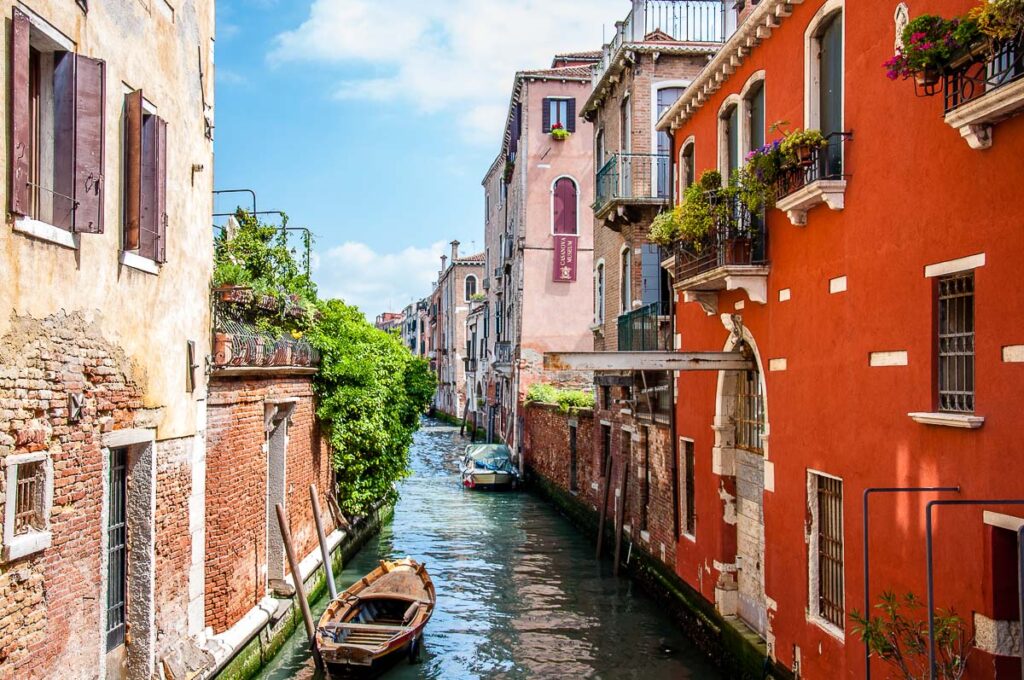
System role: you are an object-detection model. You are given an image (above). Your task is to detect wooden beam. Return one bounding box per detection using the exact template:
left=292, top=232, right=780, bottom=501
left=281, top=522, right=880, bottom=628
left=544, top=351, right=753, bottom=372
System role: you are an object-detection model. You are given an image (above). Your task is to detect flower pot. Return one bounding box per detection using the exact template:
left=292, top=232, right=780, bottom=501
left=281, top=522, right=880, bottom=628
left=725, top=237, right=752, bottom=266
left=216, top=286, right=253, bottom=304
left=256, top=294, right=279, bottom=312
left=914, top=68, right=941, bottom=88
left=213, top=332, right=233, bottom=366
left=795, top=144, right=816, bottom=167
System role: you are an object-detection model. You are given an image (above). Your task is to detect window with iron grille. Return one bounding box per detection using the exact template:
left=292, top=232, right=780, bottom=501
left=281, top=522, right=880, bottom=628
left=735, top=365, right=765, bottom=453
left=937, top=272, right=974, bottom=413
left=813, top=473, right=845, bottom=629
left=107, top=447, right=128, bottom=651
left=13, top=460, right=45, bottom=534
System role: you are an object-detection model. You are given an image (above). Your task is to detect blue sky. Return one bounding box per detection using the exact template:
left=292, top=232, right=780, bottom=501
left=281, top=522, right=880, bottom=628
left=214, top=0, right=625, bottom=319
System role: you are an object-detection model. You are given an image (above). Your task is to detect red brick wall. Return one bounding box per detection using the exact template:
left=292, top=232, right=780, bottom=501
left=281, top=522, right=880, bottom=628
left=155, top=436, right=194, bottom=657
left=523, top=404, right=597, bottom=507
left=204, top=374, right=334, bottom=634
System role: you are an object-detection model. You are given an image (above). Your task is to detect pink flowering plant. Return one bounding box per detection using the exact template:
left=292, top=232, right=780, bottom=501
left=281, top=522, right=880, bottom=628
left=884, top=14, right=980, bottom=80
left=550, top=121, right=571, bottom=140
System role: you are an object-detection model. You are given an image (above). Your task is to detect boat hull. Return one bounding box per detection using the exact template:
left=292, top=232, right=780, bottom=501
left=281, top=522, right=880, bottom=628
left=321, top=635, right=420, bottom=678
left=461, top=470, right=516, bottom=490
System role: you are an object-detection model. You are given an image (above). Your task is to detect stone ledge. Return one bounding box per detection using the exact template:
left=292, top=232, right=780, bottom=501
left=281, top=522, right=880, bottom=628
left=211, top=366, right=319, bottom=378
left=907, top=412, right=985, bottom=429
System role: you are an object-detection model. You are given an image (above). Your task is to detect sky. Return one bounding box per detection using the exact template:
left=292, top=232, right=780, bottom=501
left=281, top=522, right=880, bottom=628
left=213, top=0, right=626, bottom=320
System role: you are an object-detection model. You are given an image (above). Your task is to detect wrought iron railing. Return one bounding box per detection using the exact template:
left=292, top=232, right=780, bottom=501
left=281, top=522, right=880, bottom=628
left=494, top=341, right=513, bottom=365
left=675, top=192, right=767, bottom=282
left=944, top=36, right=1024, bottom=114
left=212, top=320, right=319, bottom=368
left=593, top=153, right=671, bottom=213
left=595, top=1, right=728, bottom=85
left=617, top=300, right=672, bottom=352
left=774, top=132, right=851, bottom=200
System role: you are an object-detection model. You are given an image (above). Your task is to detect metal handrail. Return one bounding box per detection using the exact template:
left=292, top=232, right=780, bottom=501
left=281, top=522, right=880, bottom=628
left=944, top=35, right=1024, bottom=114
left=774, top=131, right=852, bottom=200
left=617, top=300, right=672, bottom=351
left=675, top=192, right=766, bottom=282
left=593, top=153, right=671, bottom=212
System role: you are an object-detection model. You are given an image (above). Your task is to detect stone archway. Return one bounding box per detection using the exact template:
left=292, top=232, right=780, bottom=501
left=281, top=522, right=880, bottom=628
left=711, top=315, right=769, bottom=639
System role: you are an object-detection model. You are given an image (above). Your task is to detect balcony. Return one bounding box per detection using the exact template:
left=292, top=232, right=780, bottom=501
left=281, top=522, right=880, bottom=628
left=773, top=132, right=851, bottom=226
left=211, top=288, right=319, bottom=373
left=593, top=153, right=671, bottom=222
left=617, top=301, right=672, bottom=352
left=494, top=341, right=513, bottom=372
left=943, top=35, right=1024, bottom=149
left=463, top=357, right=479, bottom=373
left=594, top=1, right=729, bottom=86
left=675, top=193, right=769, bottom=309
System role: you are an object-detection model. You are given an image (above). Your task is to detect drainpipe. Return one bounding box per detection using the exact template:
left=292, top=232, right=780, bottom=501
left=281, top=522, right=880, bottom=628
left=924, top=499, right=1024, bottom=679
left=862, top=486, right=958, bottom=680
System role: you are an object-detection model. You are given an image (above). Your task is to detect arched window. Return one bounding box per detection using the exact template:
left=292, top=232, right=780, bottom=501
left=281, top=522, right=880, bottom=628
left=464, top=275, right=478, bottom=301
left=552, top=177, right=578, bottom=235
left=656, top=86, right=685, bottom=198
left=806, top=3, right=844, bottom=175
left=719, top=100, right=741, bottom=178
left=745, top=81, right=765, bottom=152
left=678, top=138, right=695, bottom=201
left=595, top=261, right=605, bottom=324
left=735, top=357, right=765, bottom=453
left=619, top=247, right=632, bottom=314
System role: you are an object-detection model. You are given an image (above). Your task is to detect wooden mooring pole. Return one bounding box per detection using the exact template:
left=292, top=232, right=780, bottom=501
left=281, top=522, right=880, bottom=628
left=275, top=503, right=323, bottom=670
left=613, top=457, right=630, bottom=577
left=595, top=454, right=614, bottom=559
left=309, top=485, right=338, bottom=600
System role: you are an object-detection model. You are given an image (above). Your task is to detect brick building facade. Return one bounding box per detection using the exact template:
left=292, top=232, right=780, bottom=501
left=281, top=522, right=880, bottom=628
left=432, top=241, right=484, bottom=419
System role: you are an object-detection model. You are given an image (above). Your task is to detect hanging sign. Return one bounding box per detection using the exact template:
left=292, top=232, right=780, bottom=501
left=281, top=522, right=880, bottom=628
left=553, top=235, right=578, bottom=283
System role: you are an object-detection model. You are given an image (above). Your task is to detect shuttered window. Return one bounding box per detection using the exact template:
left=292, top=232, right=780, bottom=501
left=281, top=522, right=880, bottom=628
left=542, top=97, right=576, bottom=133
left=552, top=177, right=577, bottom=234
left=747, top=82, right=765, bottom=151
left=124, top=91, right=168, bottom=263
left=9, top=8, right=106, bottom=233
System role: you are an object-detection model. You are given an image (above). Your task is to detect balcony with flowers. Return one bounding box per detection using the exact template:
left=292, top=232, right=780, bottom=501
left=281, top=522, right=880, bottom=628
left=884, top=2, right=1024, bottom=149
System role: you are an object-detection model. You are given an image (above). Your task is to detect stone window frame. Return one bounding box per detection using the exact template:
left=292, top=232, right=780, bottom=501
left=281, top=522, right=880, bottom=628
left=806, top=468, right=846, bottom=641
left=549, top=174, right=580, bottom=236
left=3, top=451, right=54, bottom=561
left=803, top=0, right=845, bottom=133
left=464, top=274, right=478, bottom=302
left=679, top=436, right=697, bottom=542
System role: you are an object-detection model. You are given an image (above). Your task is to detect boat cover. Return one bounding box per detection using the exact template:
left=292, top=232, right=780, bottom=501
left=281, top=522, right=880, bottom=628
left=463, top=444, right=515, bottom=474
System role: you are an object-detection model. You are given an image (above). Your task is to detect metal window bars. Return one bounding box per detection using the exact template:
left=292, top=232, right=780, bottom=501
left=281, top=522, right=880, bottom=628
left=816, top=475, right=845, bottom=629
left=944, top=35, right=1024, bottom=114
left=735, top=364, right=765, bottom=453
left=106, top=447, right=128, bottom=652
left=13, top=461, right=44, bottom=534
left=937, top=272, right=975, bottom=413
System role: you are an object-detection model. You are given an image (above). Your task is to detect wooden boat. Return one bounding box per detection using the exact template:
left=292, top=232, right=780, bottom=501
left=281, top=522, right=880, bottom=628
left=460, top=444, right=518, bottom=490
left=315, top=558, right=435, bottom=676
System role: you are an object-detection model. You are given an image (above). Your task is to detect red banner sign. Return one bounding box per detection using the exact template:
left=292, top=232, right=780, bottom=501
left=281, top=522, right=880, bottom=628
left=553, top=235, right=578, bottom=283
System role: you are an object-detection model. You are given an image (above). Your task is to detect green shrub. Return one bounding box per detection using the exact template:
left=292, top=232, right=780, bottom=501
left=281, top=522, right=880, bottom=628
left=525, top=383, right=595, bottom=414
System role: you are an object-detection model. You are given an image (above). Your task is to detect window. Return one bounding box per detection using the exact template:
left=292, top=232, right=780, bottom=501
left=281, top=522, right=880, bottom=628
left=601, top=424, right=612, bottom=476
left=9, top=8, right=105, bottom=234
left=681, top=439, right=696, bottom=536
left=620, top=248, right=632, bottom=314
left=810, top=472, right=845, bottom=631
left=107, top=446, right=128, bottom=651
left=3, top=452, right=53, bottom=561
left=124, top=91, right=169, bottom=263
left=464, top=275, right=478, bottom=301
left=937, top=272, right=975, bottom=413
left=620, top=96, right=632, bottom=153
left=657, top=87, right=685, bottom=197
left=746, top=81, right=765, bottom=152
left=679, top=140, right=695, bottom=198
left=595, top=262, right=606, bottom=324
left=601, top=385, right=612, bottom=410
left=735, top=363, right=765, bottom=453
left=552, top=177, right=578, bottom=235
left=720, top=103, right=741, bottom=178
left=807, top=6, right=844, bottom=176
left=636, top=371, right=671, bottom=420
left=596, top=129, right=606, bottom=168
left=569, top=425, right=578, bottom=493
left=542, top=97, right=576, bottom=133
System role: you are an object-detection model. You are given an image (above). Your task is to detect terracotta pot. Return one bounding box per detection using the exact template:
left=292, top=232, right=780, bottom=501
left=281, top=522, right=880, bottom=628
left=914, top=68, right=941, bottom=88
left=213, top=333, right=233, bottom=366
left=795, top=144, right=816, bottom=167
left=216, top=286, right=252, bottom=304
left=257, top=294, right=279, bottom=312
left=726, top=237, right=752, bottom=265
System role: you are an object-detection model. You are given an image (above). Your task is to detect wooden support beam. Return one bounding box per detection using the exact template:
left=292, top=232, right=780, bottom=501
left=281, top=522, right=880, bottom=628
left=544, top=351, right=753, bottom=372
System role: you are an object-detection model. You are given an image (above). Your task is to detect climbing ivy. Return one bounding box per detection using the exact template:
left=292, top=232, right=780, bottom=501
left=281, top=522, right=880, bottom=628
left=213, top=211, right=435, bottom=516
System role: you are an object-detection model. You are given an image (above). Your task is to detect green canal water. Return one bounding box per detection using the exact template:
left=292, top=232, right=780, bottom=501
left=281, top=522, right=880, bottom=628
left=256, top=420, right=721, bottom=679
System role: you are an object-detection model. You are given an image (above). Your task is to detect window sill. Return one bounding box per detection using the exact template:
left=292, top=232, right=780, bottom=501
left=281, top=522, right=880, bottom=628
left=944, top=76, right=1024, bottom=150
left=808, top=614, right=845, bottom=643
left=908, top=412, right=985, bottom=429
left=774, top=179, right=846, bottom=226
left=681, top=531, right=696, bottom=544
left=3, top=530, right=51, bottom=562
left=13, top=217, right=76, bottom=249
left=119, top=251, right=160, bottom=275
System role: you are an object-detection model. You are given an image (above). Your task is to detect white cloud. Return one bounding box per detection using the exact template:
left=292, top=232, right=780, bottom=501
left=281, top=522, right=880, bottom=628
left=269, top=0, right=624, bottom=143
left=315, top=240, right=447, bottom=319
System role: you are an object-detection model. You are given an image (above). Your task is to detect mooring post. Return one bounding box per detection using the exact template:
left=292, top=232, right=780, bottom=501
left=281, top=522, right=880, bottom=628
left=596, top=454, right=614, bottom=559
left=613, top=458, right=630, bottom=577
left=310, top=485, right=338, bottom=600
left=275, top=503, right=323, bottom=669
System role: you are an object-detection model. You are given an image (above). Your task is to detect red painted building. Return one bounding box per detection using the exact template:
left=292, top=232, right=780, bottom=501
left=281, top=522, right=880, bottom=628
left=659, top=0, right=1024, bottom=677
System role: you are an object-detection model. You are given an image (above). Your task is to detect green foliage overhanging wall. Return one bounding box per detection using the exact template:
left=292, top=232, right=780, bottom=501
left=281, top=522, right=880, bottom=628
left=214, top=211, right=435, bottom=515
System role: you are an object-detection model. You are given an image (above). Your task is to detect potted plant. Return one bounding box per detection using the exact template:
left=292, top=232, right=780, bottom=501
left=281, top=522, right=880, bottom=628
left=649, top=207, right=683, bottom=247
left=677, top=171, right=732, bottom=253
left=550, top=122, right=571, bottom=141
left=738, top=140, right=785, bottom=212
left=968, top=0, right=1024, bottom=52
left=780, top=129, right=828, bottom=167
left=883, top=14, right=979, bottom=87
left=212, top=262, right=254, bottom=303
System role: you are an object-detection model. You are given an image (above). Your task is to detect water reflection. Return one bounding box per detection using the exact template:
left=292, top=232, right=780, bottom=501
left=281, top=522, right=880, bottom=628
left=257, top=420, right=720, bottom=680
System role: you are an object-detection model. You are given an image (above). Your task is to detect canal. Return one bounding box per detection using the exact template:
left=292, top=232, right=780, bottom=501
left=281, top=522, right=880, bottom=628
left=257, top=419, right=721, bottom=679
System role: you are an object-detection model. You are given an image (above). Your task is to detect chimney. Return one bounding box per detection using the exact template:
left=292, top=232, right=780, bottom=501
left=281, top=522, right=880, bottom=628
left=450, top=240, right=460, bottom=261
left=440, top=255, right=448, bottom=273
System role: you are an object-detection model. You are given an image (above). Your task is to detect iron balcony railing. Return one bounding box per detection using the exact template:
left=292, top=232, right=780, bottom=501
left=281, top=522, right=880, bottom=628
left=212, top=320, right=319, bottom=368
left=774, top=131, right=851, bottom=200
left=618, top=300, right=672, bottom=352
left=594, top=153, right=671, bottom=214
left=494, top=341, right=513, bottom=365
left=675, top=192, right=767, bottom=282
left=595, top=1, right=729, bottom=86
left=944, top=35, right=1024, bottom=114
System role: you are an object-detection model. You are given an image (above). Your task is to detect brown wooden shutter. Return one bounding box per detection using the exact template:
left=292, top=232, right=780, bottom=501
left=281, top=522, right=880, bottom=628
left=10, top=8, right=31, bottom=216
left=155, top=117, right=167, bottom=263
left=73, top=55, right=105, bottom=233
left=124, top=91, right=143, bottom=250
left=52, top=53, right=76, bottom=231
left=541, top=98, right=551, bottom=133
left=138, top=115, right=158, bottom=260
left=567, top=98, right=576, bottom=133
left=553, top=178, right=577, bottom=235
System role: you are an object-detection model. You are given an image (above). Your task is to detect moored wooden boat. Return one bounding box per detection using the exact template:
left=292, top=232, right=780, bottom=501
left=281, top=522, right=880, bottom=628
left=315, top=558, right=435, bottom=676
left=460, top=444, right=518, bottom=490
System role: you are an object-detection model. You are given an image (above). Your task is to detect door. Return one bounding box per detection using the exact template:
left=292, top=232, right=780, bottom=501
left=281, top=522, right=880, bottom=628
left=620, top=97, right=632, bottom=196
left=266, top=415, right=288, bottom=584
left=657, top=87, right=684, bottom=197
left=106, top=447, right=128, bottom=677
